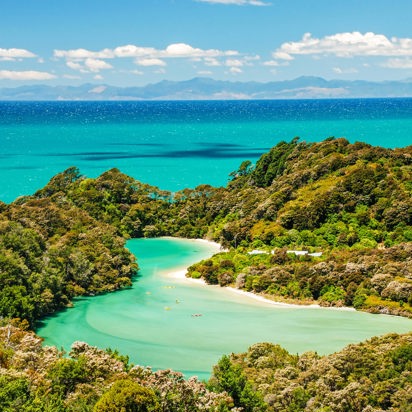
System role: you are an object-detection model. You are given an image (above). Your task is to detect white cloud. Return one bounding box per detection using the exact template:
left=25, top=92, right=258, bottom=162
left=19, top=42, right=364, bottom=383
left=66, top=61, right=83, bottom=71
left=263, top=60, right=280, bottom=66
left=66, top=58, right=112, bottom=73
left=84, top=58, right=112, bottom=72
left=54, top=48, right=114, bottom=59
left=333, top=67, right=358, bottom=74
left=114, top=45, right=157, bottom=58
left=0, top=70, right=56, bottom=80
left=131, top=69, right=144, bottom=75
left=196, top=0, right=270, bottom=6
left=204, top=57, right=221, bottom=66
left=0, top=47, right=36, bottom=60
left=225, top=58, right=243, bottom=67
left=198, top=70, right=213, bottom=75
left=55, top=42, right=238, bottom=62
left=136, top=58, right=166, bottom=66
left=162, top=43, right=236, bottom=58
left=229, top=66, right=242, bottom=74
left=93, top=75, right=104, bottom=80
left=273, top=32, right=412, bottom=61
left=382, top=58, right=412, bottom=69
left=272, top=51, right=294, bottom=61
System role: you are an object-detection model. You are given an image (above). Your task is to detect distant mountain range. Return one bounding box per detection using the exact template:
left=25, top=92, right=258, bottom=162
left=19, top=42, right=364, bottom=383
left=1, top=76, right=412, bottom=100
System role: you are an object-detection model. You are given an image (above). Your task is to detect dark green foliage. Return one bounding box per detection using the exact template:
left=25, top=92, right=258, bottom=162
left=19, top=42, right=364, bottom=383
left=209, top=355, right=267, bottom=412
left=250, top=138, right=300, bottom=187
left=48, top=357, right=88, bottom=395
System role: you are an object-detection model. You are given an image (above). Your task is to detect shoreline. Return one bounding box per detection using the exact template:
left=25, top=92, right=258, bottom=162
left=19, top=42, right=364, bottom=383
left=165, top=266, right=356, bottom=312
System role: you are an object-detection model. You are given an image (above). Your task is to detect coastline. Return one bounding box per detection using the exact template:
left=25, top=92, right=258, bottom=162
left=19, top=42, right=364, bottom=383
left=163, top=240, right=356, bottom=312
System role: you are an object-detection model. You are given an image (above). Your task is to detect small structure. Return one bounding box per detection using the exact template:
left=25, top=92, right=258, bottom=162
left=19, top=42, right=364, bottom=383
left=286, top=250, right=309, bottom=256
left=286, top=250, right=322, bottom=257
left=247, top=249, right=269, bottom=255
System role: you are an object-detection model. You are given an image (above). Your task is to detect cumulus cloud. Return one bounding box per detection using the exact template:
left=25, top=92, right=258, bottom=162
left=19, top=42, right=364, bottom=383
left=225, top=58, right=243, bottom=67
left=0, top=70, right=56, bottom=80
left=114, top=45, right=157, bottom=58
left=136, top=58, right=166, bottom=67
left=66, top=58, right=112, bottom=73
left=0, top=47, right=36, bottom=60
left=54, top=42, right=242, bottom=74
left=196, top=0, right=270, bottom=6
left=84, top=58, right=112, bottom=72
left=54, top=42, right=238, bottom=62
left=263, top=60, right=280, bottom=66
left=54, top=48, right=114, bottom=59
left=66, top=61, right=83, bottom=71
left=382, top=58, right=412, bottom=69
left=229, top=66, right=242, bottom=74
left=204, top=57, right=221, bottom=66
left=333, top=67, right=358, bottom=74
left=272, top=32, right=412, bottom=60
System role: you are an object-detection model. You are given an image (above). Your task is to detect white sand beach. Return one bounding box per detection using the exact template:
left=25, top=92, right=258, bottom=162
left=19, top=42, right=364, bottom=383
left=164, top=248, right=356, bottom=312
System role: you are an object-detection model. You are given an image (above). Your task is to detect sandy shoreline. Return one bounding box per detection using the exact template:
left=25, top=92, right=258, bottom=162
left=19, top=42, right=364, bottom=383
left=160, top=236, right=355, bottom=311
left=165, top=264, right=356, bottom=312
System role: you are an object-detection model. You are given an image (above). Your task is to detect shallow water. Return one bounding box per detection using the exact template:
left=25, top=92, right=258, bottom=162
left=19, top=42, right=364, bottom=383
left=37, top=237, right=412, bottom=380
left=1, top=99, right=412, bottom=203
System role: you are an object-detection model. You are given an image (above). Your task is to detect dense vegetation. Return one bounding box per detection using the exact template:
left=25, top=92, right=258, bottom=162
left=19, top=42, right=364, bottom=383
left=0, top=322, right=233, bottom=411
left=0, top=137, right=411, bottom=411
left=1, top=323, right=411, bottom=411
left=0, top=173, right=137, bottom=327
left=1, top=138, right=411, bottom=326
left=210, top=332, right=412, bottom=412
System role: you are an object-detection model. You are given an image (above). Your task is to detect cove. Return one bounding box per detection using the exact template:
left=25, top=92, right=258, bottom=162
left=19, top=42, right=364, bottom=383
left=37, top=237, right=412, bottom=381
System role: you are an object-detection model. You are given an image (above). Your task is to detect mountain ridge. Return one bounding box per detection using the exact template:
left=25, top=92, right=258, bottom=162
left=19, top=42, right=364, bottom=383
left=1, top=76, right=412, bottom=100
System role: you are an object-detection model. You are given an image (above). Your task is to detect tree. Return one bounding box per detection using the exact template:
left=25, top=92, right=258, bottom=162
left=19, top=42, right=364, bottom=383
left=208, top=355, right=267, bottom=412
left=94, top=380, right=159, bottom=412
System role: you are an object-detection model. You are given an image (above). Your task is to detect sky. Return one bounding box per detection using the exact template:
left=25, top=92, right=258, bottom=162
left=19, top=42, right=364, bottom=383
left=1, top=0, right=412, bottom=87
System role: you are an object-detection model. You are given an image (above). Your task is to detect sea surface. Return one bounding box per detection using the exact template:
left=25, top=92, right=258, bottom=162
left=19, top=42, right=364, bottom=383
left=10, top=100, right=411, bottom=379
left=1, top=98, right=412, bottom=203
left=37, top=238, right=412, bottom=380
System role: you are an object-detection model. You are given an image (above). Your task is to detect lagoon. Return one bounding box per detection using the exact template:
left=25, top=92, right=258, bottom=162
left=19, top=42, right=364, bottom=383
left=37, top=237, right=412, bottom=381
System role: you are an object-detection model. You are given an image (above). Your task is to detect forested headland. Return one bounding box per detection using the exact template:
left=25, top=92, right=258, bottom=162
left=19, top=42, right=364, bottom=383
left=0, top=137, right=411, bottom=411
left=2, top=137, right=411, bottom=324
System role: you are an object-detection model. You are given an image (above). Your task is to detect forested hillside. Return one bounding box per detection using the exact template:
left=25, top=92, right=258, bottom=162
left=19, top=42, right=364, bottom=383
left=0, top=324, right=411, bottom=411
left=1, top=138, right=411, bottom=325
left=0, top=138, right=411, bottom=411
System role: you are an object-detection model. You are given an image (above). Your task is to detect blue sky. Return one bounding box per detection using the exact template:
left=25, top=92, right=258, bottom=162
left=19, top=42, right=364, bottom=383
left=1, top=0, right=412, bottom=86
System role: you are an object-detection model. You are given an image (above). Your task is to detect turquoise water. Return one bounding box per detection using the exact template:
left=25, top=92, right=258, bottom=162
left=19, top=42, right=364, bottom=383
left=37, top=238, right=412, bottom=380
left=1, top=99, right=412, bottom=203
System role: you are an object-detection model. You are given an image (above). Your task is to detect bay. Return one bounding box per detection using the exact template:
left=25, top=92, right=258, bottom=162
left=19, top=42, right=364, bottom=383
left=1, top=99, right=412, bottom=203
left=37, top=237, right=412, bottom=381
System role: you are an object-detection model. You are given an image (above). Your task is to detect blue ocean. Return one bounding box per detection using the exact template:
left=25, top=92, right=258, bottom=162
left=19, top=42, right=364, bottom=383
left=1, top=99, right=412, bottom=203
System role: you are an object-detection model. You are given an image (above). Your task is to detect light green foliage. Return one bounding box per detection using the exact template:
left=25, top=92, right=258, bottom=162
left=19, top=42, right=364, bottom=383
left=219, top=334, right=412, bottom=412
left=94, top=380, right=159, bottom=412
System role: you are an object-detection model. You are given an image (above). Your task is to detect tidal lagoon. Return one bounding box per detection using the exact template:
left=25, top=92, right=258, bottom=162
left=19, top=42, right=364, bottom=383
left=37, top=237, right=412, bottom=380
